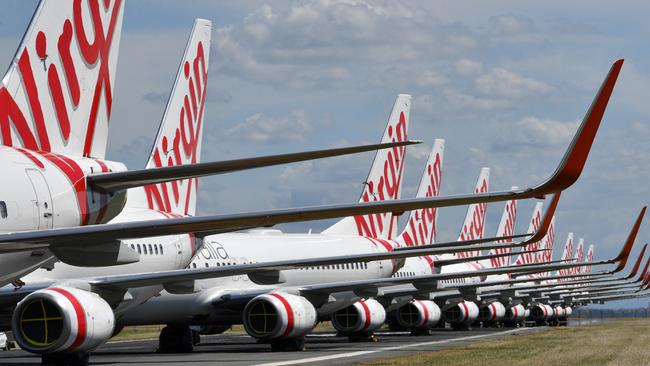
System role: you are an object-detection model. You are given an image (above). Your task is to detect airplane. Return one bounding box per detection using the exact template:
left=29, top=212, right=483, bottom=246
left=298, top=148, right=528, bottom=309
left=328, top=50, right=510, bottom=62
left=0, top=25, right=625, bottom=363
left=0, top=1, right=415, bottom=286
left=420, top=210, right=648, bottom=325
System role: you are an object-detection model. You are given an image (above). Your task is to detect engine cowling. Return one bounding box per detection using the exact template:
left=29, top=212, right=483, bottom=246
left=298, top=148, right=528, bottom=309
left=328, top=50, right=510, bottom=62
left=504, top=304, right=526, bottom=321
left=242, top=292, right=317, bottom=340
left=395, top=300, right=441, bottom=329
left=554, top=306, right=565, bottom=318
left=12, top=287, right=114, bottom=354
left=478, top=301, right=506, bottom=323
left=443, top=300, right=479, bottom=325
left=331, top=299, right=386, bottom=335
left=529, top=303, right=553, bottom=321
left=563, top=306, right=573, bottom=317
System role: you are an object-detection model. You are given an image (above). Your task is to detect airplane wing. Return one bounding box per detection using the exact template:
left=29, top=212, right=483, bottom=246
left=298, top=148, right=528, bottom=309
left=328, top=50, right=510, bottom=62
left=0, top=59, right=624, bottom=255
left=87, top=141, right=420, bottom=192
left=78, top=221, right=636, bottom=291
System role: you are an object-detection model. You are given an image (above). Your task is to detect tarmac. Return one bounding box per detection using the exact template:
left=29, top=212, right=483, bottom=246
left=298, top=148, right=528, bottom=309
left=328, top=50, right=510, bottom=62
left=0, top=326, right=545, bottom=365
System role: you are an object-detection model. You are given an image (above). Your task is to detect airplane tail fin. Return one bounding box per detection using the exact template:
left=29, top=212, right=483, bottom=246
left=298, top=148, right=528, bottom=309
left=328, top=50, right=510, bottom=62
left=0, top=0, right=125, bottom=158
left=573, top=238, right=585, bottom=274
left=556, top=232, right=575, bottom=278
left=512, top=202, right=544, bottom=266
left=395, top=139, right=445, bottom=246
left=538, top=216, right=556, bottom=276
left=454, top=167, right=490, bottom=258
left=485, top=193, right=518, bottom=268
left=129, top=19, right=212, bottom=216
left=585, top=244, right=595, bottom=274
left=323, top=94, right=411, bottom=238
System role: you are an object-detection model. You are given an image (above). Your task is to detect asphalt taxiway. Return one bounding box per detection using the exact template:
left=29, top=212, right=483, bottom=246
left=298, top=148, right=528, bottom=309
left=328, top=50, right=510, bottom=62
left=0, top=327, right=546, bottom=365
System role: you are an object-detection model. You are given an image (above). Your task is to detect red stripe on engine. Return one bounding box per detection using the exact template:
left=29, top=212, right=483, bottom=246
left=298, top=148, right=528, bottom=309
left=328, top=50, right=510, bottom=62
left=49, top=288, right=86, bottom=351
left=460, top=301, right=469, bottom=322
left=489, top=303, right=497, bottom=321
left=419, top=301, right=429, bottom=324
left=359, top=300, right=372, bottom=331
left=269, top=293, right=294, bottom=338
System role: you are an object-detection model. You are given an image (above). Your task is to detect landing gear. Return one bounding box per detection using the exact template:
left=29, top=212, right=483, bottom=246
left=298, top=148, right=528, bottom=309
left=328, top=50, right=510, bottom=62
left=41, top=352, right=90, bottom=366
left=269, top=337, right=306, bottom=352
left=158, top=325, right=196, bottom=353
left=410, top=327, right=433, bottom=336
left=450, top=322, right=471, bottom=330
left=347, top=332, right=379, bottom=342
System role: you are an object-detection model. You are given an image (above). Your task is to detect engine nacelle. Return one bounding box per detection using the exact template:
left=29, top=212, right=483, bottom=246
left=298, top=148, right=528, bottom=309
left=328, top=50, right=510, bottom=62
left=12, top=287, right=114, bottom=354
left=331, top=299, right=386, bottom=335
left=563, top=306, right=573, bottom=317
left=478, top=301, right=506, bottom=323
left=395, top=300, right=441, bottom=329
left=504, top=304, right=526, bottom=321
left=242, top=292, right=317, bottom=340
left=554, top=306, right=565, bottom=318
left=443, top=300, right=479, bottom=325
left=529, top=303, right=553, bottom=321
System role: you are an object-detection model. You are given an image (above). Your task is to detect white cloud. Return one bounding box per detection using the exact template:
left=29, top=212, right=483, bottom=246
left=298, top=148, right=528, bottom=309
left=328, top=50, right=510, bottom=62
left=509, top=116, right=579, bottom=145
left=455, top=59, right=483, bottom=76
left=488, top=13, right=537, bottom=35
left=224, top=110, right=312, bottom=144
left=475, top=68, right=553, bottom=98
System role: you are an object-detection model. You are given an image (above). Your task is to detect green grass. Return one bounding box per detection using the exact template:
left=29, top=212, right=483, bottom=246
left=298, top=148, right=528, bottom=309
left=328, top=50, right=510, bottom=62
left=361, top=319, right=650, bottom=366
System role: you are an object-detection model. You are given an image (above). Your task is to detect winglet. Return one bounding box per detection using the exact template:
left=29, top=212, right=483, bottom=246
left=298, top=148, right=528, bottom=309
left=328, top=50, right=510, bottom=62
left=636, top=255, right=650, bottom=282
left=536, top=59, right=624, bottom=194
left=625, top=244, right=648, bottom=280
left=611, top=206, right=646, bottom=272
left=524, top=192, right=561, bottom=244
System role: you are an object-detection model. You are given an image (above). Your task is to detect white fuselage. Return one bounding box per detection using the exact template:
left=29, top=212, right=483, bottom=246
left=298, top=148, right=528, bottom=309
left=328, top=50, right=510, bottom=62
left=0, top=146, right=128, bottom=286
left=120, top=230, right=396, bottom=326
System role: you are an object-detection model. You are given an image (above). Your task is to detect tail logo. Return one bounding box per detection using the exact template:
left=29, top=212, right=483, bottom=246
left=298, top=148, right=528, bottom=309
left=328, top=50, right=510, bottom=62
left=490, top=199, right=517, bottom=268
left=354, top=112, right=407, bottom=237
left=0, top=0, right=122, bottom=157
left=457, top=178, right=488, bottom=258
left=401, top=152, right=442, bottom=246
left=144, top=41, right=208, bottom=215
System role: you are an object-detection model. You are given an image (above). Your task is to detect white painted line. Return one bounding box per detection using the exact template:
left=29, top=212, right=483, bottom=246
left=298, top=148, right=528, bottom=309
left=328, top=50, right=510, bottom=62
left=255, top=328, right=537, bottom=366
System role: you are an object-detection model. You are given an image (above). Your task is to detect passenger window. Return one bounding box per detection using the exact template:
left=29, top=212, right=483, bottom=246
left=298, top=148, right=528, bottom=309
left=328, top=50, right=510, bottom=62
left=137, top=244, right=141, bottom=254
left=192, top=263, right=197, bottom=268
left=154, top=245, right=159, bottom=255
left=148, top=244, right=153, bottom=254
left=159, top=244, right=163, bottom=255
left=0, top=201, right=7, bottom=219
left=205, top=263, right=209, bottom=267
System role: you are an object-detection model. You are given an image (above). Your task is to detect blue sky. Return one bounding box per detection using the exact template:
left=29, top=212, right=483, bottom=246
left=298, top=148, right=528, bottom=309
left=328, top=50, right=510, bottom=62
left=1, top=1, right=649, bottom=309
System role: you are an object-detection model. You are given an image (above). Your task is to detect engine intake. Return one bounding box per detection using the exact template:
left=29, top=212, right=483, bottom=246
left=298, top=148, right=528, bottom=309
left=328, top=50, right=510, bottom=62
left=331, top=299, right=386, bottom=335
left=529, top=303, right=553, bottom=321
left=395, top=300, right=440, bottom=329
left=242, top=292, right=316, bottom=340
left=504, top=304, right=526, bottom=321
left=443, top=300, right=478, bottom=325
left=478, top=301, right=506, bottom=323
left=12, top=287, right=114, bottom=354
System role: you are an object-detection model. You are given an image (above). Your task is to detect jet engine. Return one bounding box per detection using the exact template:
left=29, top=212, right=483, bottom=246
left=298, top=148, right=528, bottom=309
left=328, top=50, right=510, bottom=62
left=529, top=303, right=553, bottom=322
left=395, top=300, right=441, bottom=329
left=242, top=292, right=317, bottom=341
left=504, top=304, right=526, bottom=322
left=12, top=287, right=114, bottom=354
left=478, top=301, right=506, bottom=324
left=563, top=306, right=573, bottom=317
left=331, top=299, right=386, bottom=335
left=443, top=300, right=479, bottom=328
